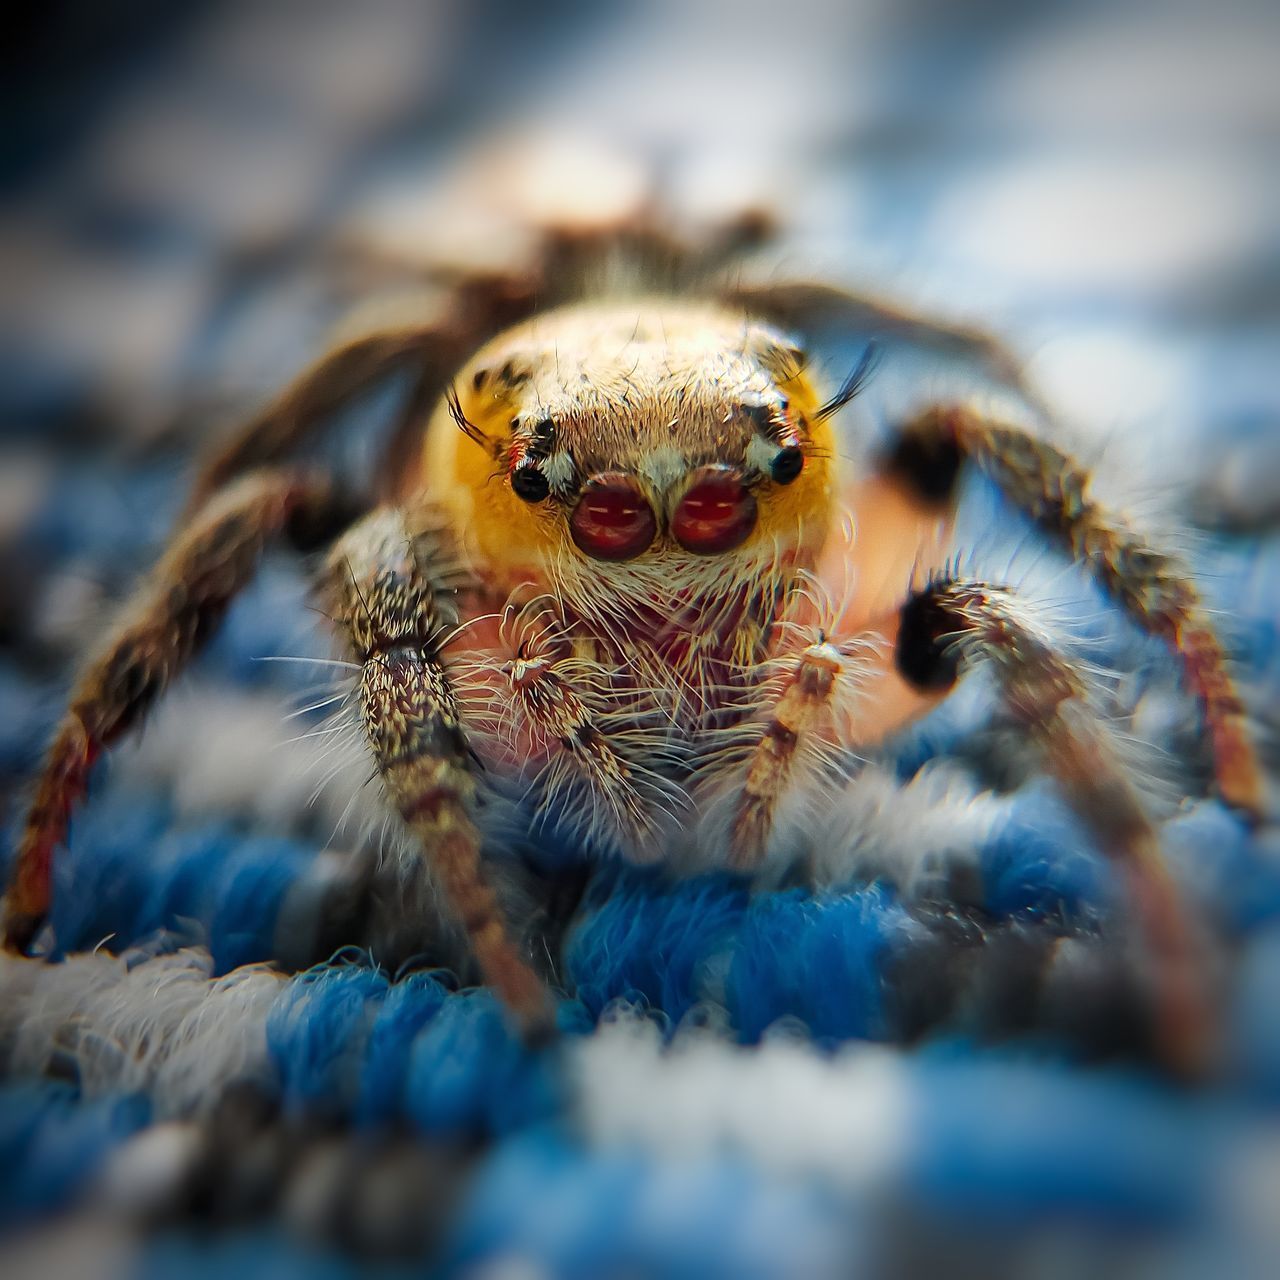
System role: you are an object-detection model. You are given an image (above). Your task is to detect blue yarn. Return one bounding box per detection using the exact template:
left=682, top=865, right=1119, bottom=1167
left=885, top=679, right=990, bottom=778
left=564, top=865, right=749, bottom=1023
left=207, top=834, right=320, bottom=973
left=1230, top=922, right=1280, bottom=1100
left=979, top=782, right=1113, bottom=922
left=266, top=965, right=588, bottom=1136
left=443, top=1131, right=650, bottom=1279
left=726, top=881, right=919, bottom=1044
left=139, top=1229, right=386, bottom=1280
left=401, top=991, right=566, bottom=1138
left=568, top=870, right=931, bottom=1046
left=906, top=1059, right=1214, bottom=1226
left=25, top=461, right=175, bottom=563
left=0, top=1083, right=151, bottom=1228
left=1163, top=803, right=1280, bottom=935
left=1198, top=536, right=1280, bottom=679
left=355, top=970, right=452, bottom=1126
left=49, top=790, right=177, bottom=953
left=444, top=1130, right=849, bottom=1280
left=137, top=823, right=250, bottom=944
left=266, top=965, right=390, bottom=1115
left=200, top=568, right=326, bottom=688
left=0, top=661, right=57, bottom=775
left=49, top=803, right=321, bottom=965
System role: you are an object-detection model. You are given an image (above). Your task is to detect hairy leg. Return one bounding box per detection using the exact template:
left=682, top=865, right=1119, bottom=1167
left=894, top=575, right=1215, bottom=1077
left=726, top=638, right=866, bottom=868
left=3, top=470, right=341, bottom=952
left=184, top=313, right=477, bottom=520
left=724, top=279, right=1046, bottom=414
left=324, top=509, right=553, bottom=1035
left=189, top=190, right=773, bottom=523
left=471, top=596, right=671, bottom=855
left=727, top=565, right=1214, bottom=1073
left=883, top=404, right=1263, bottom=819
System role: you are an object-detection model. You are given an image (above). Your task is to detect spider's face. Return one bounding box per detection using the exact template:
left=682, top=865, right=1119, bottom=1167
left=423, top=301, right=836, bottom=592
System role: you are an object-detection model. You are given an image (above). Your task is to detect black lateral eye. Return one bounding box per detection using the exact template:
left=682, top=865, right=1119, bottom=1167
left=532, top=418, right=556, bottom=451
left=511, top=464, right=550, bottom=503
left=770, top=446, right=804, bottom=485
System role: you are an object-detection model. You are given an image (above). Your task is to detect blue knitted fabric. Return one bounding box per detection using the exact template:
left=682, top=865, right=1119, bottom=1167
left=3, top=4, right=1279, bottom=1277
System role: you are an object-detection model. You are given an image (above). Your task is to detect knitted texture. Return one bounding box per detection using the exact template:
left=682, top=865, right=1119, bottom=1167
left=3, top=4, right=1279, bottom=1277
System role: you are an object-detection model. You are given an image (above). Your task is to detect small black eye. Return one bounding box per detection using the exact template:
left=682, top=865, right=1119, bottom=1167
left=770, top=446, right=804, bottom=485
left=532, top=418, right=556, bottom=451
left=511, top=464, right=550, bottom=503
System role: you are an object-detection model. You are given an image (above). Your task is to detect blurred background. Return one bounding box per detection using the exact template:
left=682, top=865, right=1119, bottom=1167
left=2, top=0, right=1278, bottom=681
left=2, top=1, right=1279, bottom=1276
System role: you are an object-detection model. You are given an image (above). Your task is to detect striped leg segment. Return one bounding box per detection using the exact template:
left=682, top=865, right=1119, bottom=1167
left=326, top=510, right=552, bottom=1035
left=728, top=640, right=863, bottom=869
left=895, top=576, right=1215, bottom=1077
left=3, top=471, right=338, bottom=953
left=489, top=598, right=666, bottom=855
left=509, top=654, right=654, bottom=849
left=183, top=314, right=476, bottom=521
left=887, top=405, right=1263, bottom=820
left=725, top=279, right=1043, bottom=410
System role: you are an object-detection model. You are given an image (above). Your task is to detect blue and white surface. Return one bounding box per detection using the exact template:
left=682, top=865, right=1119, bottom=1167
left=2, top=2, right=1279, bottom=1276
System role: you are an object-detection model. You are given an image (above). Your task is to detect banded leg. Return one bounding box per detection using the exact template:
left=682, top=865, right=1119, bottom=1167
left=725, top=279, right=1044, bottom=413
left=728, top=640, right=860, bottom=868
left=325, top=510, right=552, bottom=1034
left=895, top=575, right=1215, bottom=1077
left=183, top=310, right=484, bottom=521
left=885, top=404, right=1263, bottom=819
left=3, top=470, right=339, bottom=952
left=475, top=597, right=678, bottom=857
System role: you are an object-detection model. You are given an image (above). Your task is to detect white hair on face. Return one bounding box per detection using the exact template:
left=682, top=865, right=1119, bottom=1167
left=635, top=444, right=690, bottom=493
left=0, top=949, right=284, bottom=1118
left=539, top=448, right=578, bottom=492
left=570, top=1012, right=910, bottom=1191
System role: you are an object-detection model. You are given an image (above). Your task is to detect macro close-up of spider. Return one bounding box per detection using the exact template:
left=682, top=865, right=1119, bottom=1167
left=3, top=4, right=1279, bottom=1277
left=3, top=210, right=1264, bottom=1079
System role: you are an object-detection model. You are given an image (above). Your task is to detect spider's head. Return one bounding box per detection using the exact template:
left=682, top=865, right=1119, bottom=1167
left=425, top=301, right=850, bottom=590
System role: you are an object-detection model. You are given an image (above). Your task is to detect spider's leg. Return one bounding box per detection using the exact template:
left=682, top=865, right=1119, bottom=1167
left=895, top=574, right=1214, bottom=1077
left=500, top=641, right=664, bottom=855
left=885, top=404, right=1263, bottom=819
left=3, top=470, right=345, bottom=953
left=726, top=638, right=863, bottom=868
left=535, top=202, right=776, bottom=301
left=724, top=279, right=1044, bottom=413
left=183, top=314, right=477, bottom=521
left=719, top=597, right=949, bottom=870
left=325, top=509, right=552, bottom=1036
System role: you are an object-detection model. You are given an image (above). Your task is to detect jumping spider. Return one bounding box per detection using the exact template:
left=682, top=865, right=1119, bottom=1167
left=2, top=204, right=1263, bottom=1075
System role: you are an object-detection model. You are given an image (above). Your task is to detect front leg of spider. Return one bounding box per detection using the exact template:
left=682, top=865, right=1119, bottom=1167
left=891, top=405, right=1264, bottom=820
left=2, top=469, right=341, bottom=954
left=325, top=509, right=554, bottom=1041
left=728, top=638, right=859, bottom=868
left=895, top=575, right=1215, bottom=1078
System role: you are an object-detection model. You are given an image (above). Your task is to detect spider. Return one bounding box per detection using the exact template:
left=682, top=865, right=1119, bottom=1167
left=1, top=200, right=1263, bottom=1076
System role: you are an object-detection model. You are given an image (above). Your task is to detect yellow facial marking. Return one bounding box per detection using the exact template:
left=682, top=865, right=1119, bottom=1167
left=421, top=300, right=837, bottom=590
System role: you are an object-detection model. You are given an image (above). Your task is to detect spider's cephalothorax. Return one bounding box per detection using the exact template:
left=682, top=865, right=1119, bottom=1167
left=431, top=304, right=832, bottom=737
left=2, top=222, right=1265, bottom=1076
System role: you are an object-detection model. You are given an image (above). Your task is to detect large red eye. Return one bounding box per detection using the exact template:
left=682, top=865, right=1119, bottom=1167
left=570, top=472, right=657, bottom=561
left=671, top=465, right=757, bottom=554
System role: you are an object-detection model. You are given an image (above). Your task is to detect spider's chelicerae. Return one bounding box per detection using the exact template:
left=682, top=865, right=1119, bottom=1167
left=2, top=206, right=1263, bottom=1075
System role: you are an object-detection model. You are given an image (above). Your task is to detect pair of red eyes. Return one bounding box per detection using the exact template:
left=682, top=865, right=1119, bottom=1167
left=565, top=467, right=760, bottom=561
